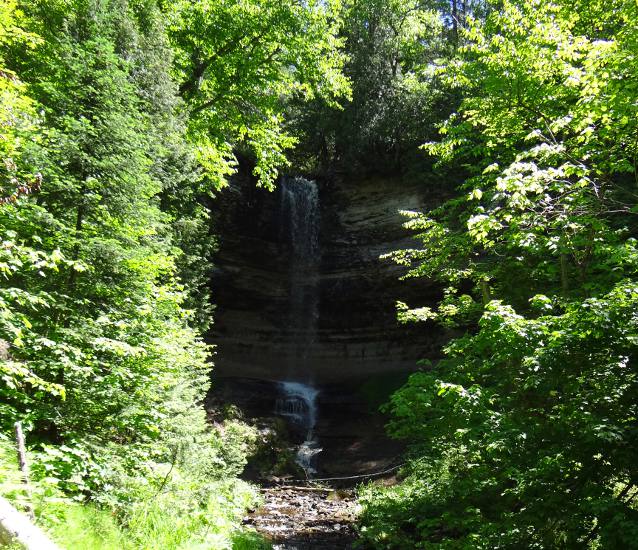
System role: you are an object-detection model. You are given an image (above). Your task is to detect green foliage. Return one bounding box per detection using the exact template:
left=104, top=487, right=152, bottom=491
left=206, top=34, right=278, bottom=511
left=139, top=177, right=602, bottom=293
left=366, top=0, right=638, bottom=547
left=168, top=0, right=350, bottom=189
left=364, top=284, right=638, bottom=548
left=46, top=505, right=129, bottom=550
left=1, top=437, right=265, bottom=549
left=333, top=0, right=450, bottom=171
left=231, top=530, right=273, bottom=550
left=0, top=0, right=42, bottom=197
left=289, top=0, right=478, bottom=176
left=0, top=0, right=334, bottom=547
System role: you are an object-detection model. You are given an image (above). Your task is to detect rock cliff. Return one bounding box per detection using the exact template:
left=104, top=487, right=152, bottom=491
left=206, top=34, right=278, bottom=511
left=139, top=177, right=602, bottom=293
left=208, top=167, right=448, bottom=383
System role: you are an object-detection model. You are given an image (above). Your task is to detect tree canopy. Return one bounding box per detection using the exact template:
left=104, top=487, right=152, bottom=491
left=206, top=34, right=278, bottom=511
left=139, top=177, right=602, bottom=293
left=361, top=0, right=638, bottom=547
left=170, top=0, right=350, bottom=189
left=2, top=0, right=638, bottom=547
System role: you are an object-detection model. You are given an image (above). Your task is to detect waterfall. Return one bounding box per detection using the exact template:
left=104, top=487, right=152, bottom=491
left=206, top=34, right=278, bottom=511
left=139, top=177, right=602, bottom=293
left=280, top=176, right=320, bottom=263
left=275, top=381, right=322, bottom=475
left=276, top=177, right=322, bottom=476
left=275, top=382, right=319, bottom=436
left=279, top=177, right=320, bottom=364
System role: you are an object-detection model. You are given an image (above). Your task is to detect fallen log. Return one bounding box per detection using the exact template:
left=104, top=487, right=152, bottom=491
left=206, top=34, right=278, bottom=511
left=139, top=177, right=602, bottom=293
left=0, top=497, right=60, bottom=550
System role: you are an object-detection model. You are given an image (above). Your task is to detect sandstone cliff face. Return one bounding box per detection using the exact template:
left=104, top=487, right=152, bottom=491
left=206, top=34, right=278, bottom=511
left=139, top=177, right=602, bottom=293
left=208, top=168, right=448, bottom=383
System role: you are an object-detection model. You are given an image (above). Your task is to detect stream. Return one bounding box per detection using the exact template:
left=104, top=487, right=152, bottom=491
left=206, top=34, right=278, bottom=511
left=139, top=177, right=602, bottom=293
left=243, top=486, right=358, bottom=549
left=275, top=381, right=321, bottom=476
left=209, top=376, right=405, bottom=549
left=216, top=178, right=401, bottom=548
left=244, top=382, right=359, bottom=548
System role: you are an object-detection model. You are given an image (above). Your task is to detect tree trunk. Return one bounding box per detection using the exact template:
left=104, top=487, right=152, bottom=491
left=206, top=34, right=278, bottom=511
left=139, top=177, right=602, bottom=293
left=480, top=280, right=492, bottom=305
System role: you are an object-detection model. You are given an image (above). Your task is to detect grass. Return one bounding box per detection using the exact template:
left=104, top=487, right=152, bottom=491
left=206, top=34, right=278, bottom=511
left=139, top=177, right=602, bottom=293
left=46, top=504, right=130, bottom=550
left=0, top=438, right=270, bottom=550
left=231, top=530, right=272, bottom=550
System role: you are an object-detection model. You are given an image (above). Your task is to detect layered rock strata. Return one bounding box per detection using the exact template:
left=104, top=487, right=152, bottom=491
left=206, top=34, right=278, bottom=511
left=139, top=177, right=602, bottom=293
left=208, top=168, right=447, bottom=383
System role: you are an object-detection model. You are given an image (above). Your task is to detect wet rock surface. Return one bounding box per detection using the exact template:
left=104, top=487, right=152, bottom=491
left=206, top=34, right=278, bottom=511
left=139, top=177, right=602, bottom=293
left=208, top=380, right=404, bottom=549
left=208, top=169, right=448, bottom=383
left=208, top=377, right=406, bottom=480
left=244, top=487, right=358, bottom=549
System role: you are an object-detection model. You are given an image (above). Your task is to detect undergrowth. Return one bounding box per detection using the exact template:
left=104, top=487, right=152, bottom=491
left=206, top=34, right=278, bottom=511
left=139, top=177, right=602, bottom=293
left=0, top=434, right=271, bottom=549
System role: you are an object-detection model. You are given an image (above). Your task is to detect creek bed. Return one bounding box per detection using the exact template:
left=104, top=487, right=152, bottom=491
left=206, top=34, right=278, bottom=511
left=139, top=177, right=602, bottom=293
left=244, top=486, right=358, bottom=549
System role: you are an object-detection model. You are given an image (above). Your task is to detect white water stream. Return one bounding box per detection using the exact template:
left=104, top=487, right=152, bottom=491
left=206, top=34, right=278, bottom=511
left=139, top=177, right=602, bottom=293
left=279, top=177, right=320, bottom=363
left=276, top=381, right=322, bottom=476
left=276, top=177, right=323, bottom=476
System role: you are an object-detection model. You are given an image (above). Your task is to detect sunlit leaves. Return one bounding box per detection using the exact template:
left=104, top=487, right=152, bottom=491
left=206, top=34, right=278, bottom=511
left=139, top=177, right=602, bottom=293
left=371, top=0, right=638, bottom=547
left=0, top=1, right=232, bottom=509
left=167, top=0, right=349, bottom=189
left=370, top=283, right=638, bottom=547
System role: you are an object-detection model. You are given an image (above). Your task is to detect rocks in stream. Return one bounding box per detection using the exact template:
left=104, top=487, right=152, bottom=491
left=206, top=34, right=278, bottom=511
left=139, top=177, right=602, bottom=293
left=244, top=487, right=358, bottom=549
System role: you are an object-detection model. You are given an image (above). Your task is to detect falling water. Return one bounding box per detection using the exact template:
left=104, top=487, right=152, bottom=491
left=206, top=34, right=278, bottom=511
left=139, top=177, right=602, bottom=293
left=279, top=176, right=320, bottom=264
left=275, top=381, right=322, bottom=475
left=276, top=177, right=322, bottom=476
left=275, top=382, right=319, bottom=430
left=279, top=177, right=320, bottom=363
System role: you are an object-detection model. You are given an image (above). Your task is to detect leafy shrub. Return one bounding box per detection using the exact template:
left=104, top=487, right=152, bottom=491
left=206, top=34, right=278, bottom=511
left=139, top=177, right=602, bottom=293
left=359, top=286, right=638, bottom=548
left=366, top=0, right=638, bottom=546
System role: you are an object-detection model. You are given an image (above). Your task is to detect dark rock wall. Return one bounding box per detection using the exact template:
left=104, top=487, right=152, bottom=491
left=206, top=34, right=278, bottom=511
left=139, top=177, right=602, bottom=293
left=208, top=168, right=448, bottom=383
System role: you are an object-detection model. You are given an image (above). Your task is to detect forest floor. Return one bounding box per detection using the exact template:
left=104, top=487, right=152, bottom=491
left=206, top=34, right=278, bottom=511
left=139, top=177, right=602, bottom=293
left=243, top=485, right=358, bottom=549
